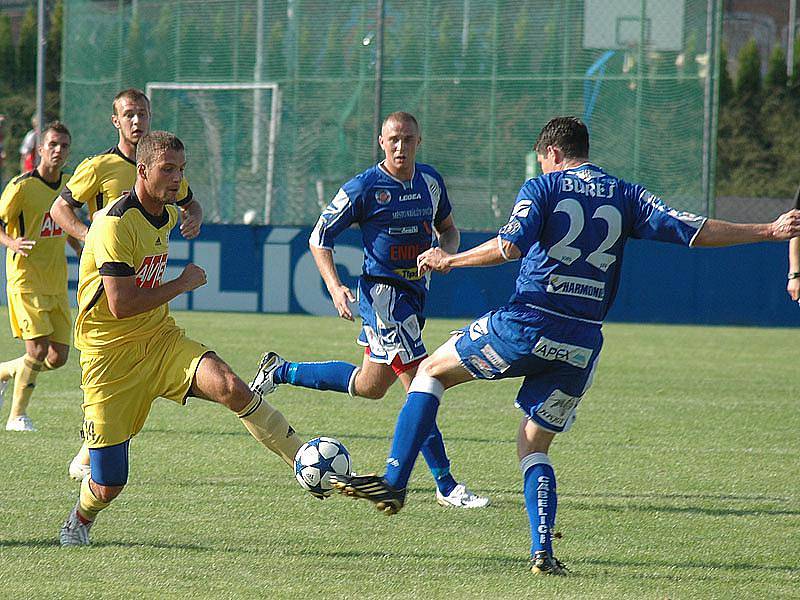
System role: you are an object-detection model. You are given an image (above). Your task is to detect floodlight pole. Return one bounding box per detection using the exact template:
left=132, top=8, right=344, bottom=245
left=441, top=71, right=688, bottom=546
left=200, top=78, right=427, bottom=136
left=789, top=0, right=797, bottom=77
left=35, top=0, right=46, bottom=139
left=372, top=0, right=384, bottom=163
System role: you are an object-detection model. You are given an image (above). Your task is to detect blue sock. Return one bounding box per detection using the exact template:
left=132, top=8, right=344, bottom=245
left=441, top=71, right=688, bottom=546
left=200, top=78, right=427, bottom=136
left=521, top=452, right=557, bottom=556
left=384, top=375, right=444, bottom=490
left=421, top=424, right=457, bottom=496
left=274, top=361, right=356, bottom=393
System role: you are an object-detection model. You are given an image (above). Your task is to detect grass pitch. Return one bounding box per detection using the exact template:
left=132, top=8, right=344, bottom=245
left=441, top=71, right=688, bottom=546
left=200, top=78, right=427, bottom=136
left=0, top=310, right=798, bottom=599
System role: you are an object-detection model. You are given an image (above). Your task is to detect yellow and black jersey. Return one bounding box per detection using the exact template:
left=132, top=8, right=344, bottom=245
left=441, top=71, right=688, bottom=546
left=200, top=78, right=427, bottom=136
left=62, top=145, right=192, bottom=217
left=0, top=170, right=69, bottom=295
left=74, top=188, right=180, bottom=352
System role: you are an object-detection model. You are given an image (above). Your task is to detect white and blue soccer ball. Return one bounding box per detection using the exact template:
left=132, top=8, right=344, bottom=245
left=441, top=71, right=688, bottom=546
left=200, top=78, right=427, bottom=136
left=294, top=436, right=351, bottom=497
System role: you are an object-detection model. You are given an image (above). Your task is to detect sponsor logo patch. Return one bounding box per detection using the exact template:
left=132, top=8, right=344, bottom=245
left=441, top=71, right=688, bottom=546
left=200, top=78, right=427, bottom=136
left=547, top=274, right=605, bottom=301
left=532, top=337, right=592, bottom=369
left=388, top=225, right=419, bottom=235
left=392, top=267, right=423, bottom=280
left=468, top=355, right=495, bottom=378
left=480, top=343, right=510, bottom=372
left=535, top=389, right=581, bottom=429
left=468, top=316, right=489, bottom=341
left=398, top=192, right=421, bottom=202
left=136, top=253, right=168, bottom=288
left=39, top=212, right=64, bottom=238
left=498, top=220, right=521, bottom=236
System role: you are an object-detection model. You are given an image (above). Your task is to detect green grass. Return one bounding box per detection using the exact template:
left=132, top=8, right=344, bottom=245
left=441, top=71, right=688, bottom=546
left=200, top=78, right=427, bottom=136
left=0, top=310, right=798, bottom=599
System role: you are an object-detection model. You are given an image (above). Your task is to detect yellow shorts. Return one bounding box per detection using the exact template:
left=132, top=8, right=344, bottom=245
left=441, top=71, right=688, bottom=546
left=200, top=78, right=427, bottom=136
left=7, top=290, right=72, bottom=345
left=80, top=324, right=210, bottom=448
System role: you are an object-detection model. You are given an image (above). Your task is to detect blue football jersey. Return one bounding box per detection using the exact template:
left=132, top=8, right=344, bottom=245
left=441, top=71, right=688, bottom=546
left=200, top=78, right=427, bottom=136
left=498, top=163, right=706, bottom=322
left=310, top=162, right=453, bottom=297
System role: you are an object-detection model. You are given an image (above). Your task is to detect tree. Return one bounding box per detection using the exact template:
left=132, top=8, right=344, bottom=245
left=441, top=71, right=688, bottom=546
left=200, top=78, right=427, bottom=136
left=0, top=14, right=14, bottom=91
left=16, top=5, right=37, bottom=88
left=718, top=42, right=734, bottom=106
left=734, top=38, right=761, bottom=106
left=764, top=44, right=787, bottom=92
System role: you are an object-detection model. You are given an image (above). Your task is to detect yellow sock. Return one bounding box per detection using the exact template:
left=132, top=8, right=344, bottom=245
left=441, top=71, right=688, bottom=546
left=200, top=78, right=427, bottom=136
left=0, top=355, right=25, bottom=382
left=8, top=355, right=42, bottom=419
left=78, top=476, right=111, bottom=521
left=237, top=393, right=303, bottom=467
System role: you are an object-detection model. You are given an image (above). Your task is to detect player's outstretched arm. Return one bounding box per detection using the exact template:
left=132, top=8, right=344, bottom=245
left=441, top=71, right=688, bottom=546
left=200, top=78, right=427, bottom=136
left=692, top=209, right=800, bottom=247
left=51, top=196, right=89, bottom=241
left=309, top=244, right=356, bottom=321
left=788, top=237, right=800, bottom=301
left=103, top=263, right=207, bottom=319
left=434, top=215, right=460, bottom=255
left=418, top=236, right=520, bottom=275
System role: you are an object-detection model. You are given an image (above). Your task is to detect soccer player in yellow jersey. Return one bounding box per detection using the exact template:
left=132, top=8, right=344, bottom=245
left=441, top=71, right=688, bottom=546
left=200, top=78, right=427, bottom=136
left=51, top=88, right=199, bottom=239
left=0, top=122, right=81, bottom=431
left=51, top=88, right=202, bottom=480
left=59, top=131, right=305, bottom=546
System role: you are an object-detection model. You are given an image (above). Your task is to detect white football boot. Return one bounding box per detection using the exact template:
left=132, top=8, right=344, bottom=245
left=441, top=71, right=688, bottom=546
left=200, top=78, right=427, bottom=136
left=249, top=352, right=286, bottom=395
left=60, top=503, right=93, bottom=547
left=6, top=415, right=36, bottom=432
left=435, top=483, right=491, bottom=508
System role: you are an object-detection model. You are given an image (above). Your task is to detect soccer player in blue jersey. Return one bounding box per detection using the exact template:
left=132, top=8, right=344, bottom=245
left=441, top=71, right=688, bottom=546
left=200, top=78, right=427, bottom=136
left=251, top=111, right=489, bottom=508
left=330, top=116, right=800, bottom=574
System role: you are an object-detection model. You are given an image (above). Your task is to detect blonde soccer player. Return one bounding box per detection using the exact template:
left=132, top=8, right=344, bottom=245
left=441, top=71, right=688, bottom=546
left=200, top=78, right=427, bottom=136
left=50, top=88, right=202, bottom=480
left=59, top=131, right=305, bottom=546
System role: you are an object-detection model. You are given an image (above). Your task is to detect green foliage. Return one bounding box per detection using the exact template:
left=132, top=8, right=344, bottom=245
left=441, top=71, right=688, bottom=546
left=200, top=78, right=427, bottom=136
left=0, top=14, right=14, bottom=91
left=734, top=38, right=761, bottom=106
left=764, top=44, right=788, bottom=92
left=718, top=43, right=734, bottom=106
left=16, top=5, right=37, bottom=89
left=0, top=312, right=799, bottom=598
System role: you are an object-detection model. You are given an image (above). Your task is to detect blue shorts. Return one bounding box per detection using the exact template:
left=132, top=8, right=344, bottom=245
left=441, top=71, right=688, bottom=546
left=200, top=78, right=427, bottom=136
left=357, top=278, right=427, bottom=365
left=454, top=304, right=603, bottom=433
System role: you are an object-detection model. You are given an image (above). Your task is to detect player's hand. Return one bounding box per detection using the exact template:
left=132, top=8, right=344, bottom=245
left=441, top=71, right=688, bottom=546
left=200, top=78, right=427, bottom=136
left=417, top=247, right=452, bottom=275
left=10, top=236, right=35, bottom=256
left=179, top=206, right=202, bottom=240
left=329, top=284, right=356, bottom=321
left=770, top=209, right=800, bottom=240
left=788, top=278, right=800, bottom=302
left=179, top=263, right=207, bottom=292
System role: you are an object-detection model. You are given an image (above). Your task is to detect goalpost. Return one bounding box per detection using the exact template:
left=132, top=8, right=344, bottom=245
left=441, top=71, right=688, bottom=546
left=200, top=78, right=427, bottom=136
left=145, top=81, right=281, bottom=224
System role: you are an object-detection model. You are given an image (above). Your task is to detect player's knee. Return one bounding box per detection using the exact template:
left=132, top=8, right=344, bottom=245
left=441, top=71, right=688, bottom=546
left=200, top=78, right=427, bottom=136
left=26, top=345, right=48, bottom=363
left=354, top=374, right=390, bottom=399
left=91, top=481, right=125, bottom=503
left=47, top=350, right=69, bottom=369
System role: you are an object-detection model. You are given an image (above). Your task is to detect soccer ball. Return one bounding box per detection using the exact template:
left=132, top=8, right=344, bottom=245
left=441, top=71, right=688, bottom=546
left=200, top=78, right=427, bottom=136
left=294, top=436, right=351, bottom=498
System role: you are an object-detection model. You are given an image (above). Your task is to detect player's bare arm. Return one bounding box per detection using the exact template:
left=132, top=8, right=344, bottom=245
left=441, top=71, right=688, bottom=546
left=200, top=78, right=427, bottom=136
left=179, top=198, right=203, bottom=240
left=418, top=237, right=520, bottom=275
left=66, top=235, right=83, bottom=257
left=103, top=263, right=206, bottom=319
left=434, top=214, right=460, bottom=256
left=309, top=243, right=355, bottom=321
left=692, top=209, right=800, bottom=247
left=0, top=223, right=35, bottom=257
left=788, top=237, right=800, bottom=301
left=50, top=196, right=89, bottom=241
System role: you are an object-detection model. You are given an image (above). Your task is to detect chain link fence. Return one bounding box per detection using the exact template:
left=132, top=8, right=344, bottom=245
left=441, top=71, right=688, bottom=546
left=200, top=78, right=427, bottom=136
left=62, top=0, right=721, bottom=227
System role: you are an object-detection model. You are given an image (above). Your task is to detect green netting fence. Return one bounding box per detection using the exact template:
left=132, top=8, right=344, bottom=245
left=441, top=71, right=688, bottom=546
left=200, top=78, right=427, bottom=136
left=62, top=0, right=721, bottom=228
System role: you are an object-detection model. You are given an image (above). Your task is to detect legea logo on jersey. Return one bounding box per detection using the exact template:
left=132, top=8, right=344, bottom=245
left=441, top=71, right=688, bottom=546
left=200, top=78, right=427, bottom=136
left=39, top=212, right=64, bottom=238
left=375, top=189, right=392, bottom=205
left=136, top=253, right=168, bottom=288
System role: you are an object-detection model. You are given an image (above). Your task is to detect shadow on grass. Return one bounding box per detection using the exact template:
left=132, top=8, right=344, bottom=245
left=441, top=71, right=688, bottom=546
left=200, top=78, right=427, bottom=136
left=0, top=538, right=207, bottom=551
left=581, top=556, right=800, bottom=575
